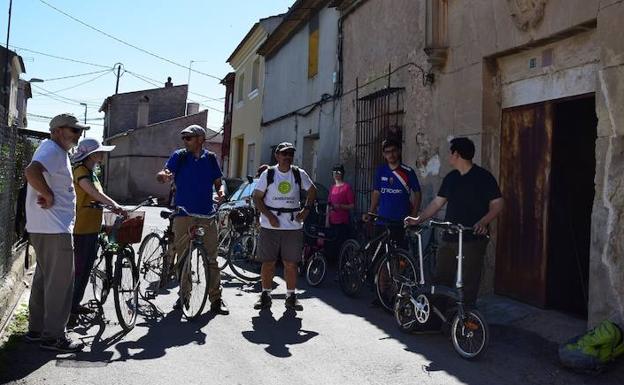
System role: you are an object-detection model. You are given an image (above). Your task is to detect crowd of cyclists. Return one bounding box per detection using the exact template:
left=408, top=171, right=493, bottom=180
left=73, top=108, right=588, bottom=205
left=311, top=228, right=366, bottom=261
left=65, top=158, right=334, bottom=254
left=21, top=113, right=503, bottom=355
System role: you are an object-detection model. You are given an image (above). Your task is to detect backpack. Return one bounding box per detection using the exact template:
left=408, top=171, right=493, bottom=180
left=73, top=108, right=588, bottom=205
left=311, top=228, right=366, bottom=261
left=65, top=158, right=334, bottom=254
left=263, top=165, right=304, bottom=219
left=559, top=320, right=624, bottom=372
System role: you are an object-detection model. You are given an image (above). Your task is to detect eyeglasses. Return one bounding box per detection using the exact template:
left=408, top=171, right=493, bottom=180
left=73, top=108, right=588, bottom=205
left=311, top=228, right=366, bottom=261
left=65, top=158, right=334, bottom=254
left=383, top=148, right=399, bottom=154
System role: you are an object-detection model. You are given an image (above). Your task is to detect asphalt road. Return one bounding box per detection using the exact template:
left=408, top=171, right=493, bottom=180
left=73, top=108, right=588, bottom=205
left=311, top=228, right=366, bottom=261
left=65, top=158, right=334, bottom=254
left=1, top=207, right=623, bottom=385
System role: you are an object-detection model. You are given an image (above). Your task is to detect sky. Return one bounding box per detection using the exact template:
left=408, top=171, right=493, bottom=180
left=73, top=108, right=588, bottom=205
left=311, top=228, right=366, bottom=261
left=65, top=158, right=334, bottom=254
left=1, top=0, right=294, bottom=139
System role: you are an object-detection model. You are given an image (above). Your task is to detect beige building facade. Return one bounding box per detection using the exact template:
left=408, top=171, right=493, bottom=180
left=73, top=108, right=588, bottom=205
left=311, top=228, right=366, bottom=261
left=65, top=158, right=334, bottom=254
left=335, top=0, right=624, bottom=327
left=227, top=16, right=282, bottom=178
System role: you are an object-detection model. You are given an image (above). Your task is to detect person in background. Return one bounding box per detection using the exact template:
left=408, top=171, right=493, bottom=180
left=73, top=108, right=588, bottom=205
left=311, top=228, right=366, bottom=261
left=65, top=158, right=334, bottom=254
left=69, top=138, right=125, bottom=325
left=325, top=164, right=354, bottom=261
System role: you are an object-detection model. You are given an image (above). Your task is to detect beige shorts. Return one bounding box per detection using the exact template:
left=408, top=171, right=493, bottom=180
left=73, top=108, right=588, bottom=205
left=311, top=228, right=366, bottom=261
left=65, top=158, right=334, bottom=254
left=257, top=228, right=303, bottom=263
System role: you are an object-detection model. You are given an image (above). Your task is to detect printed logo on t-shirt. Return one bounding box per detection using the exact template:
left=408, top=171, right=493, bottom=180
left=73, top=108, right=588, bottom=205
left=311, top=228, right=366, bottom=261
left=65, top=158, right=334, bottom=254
left=278, top=181, right=292, bottom=194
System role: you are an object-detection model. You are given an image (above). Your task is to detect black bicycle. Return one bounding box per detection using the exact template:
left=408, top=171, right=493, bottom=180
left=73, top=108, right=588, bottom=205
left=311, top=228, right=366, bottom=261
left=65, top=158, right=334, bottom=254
left=394, top=220, right=489, bottom=359
left=89, top=198, right=154, bottom=331
left=337, top=213, right=418, bottom=311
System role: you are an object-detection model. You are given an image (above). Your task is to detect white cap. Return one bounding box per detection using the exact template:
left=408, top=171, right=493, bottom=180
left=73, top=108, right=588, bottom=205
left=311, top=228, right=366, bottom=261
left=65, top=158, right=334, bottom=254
left=71, top=138, right=115, bottom=162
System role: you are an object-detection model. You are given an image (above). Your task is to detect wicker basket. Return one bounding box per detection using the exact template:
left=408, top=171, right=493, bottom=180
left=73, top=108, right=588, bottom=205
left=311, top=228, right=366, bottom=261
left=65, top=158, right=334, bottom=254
left=102, top=211, right=145, bottom=244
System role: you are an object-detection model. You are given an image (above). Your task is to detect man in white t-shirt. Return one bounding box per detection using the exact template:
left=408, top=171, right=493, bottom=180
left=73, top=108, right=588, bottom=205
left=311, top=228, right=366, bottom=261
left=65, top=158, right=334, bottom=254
left=23, top=113, right=88, bottom=353
left=252, top=142, right=317, bottom=311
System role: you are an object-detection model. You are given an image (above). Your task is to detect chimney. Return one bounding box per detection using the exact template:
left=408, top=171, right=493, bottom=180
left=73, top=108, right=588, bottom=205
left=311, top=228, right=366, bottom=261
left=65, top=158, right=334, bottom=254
left=186, top=102, right=199, bottom=115
left=165, top=76, right=173, bottom=88
left=137, top=95, right=150, bottom=128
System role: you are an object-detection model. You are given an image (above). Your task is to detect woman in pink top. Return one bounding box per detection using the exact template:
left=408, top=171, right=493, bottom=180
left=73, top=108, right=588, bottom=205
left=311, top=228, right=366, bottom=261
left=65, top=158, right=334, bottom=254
left=326, top=164, right=355, bottom=260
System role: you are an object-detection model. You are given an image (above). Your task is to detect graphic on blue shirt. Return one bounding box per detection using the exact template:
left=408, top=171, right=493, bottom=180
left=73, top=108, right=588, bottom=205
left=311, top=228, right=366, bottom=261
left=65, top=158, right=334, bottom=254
left=373, top=164, right=420, bottom=221
left=165, top=149, right=223, bottom=215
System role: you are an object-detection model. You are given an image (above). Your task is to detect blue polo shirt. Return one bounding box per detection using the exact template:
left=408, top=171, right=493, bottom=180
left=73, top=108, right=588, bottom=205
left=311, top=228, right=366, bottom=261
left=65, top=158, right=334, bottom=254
left=165, top=149, right=222, bottom=215
left=373, top=163, right=420, bottom=222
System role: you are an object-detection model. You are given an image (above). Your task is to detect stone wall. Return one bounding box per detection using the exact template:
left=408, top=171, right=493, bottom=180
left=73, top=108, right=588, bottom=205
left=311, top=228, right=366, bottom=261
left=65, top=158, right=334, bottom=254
left=588, top=0, right=624, bottom=327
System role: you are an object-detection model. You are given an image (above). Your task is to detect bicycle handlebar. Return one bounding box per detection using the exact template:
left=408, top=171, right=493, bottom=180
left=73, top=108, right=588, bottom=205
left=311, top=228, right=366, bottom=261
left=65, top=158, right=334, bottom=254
left=365, top=212, right=405, bottom=226
left=175, top=206, right=217, bottom=220
left=88, top=196, right=157, bottom=213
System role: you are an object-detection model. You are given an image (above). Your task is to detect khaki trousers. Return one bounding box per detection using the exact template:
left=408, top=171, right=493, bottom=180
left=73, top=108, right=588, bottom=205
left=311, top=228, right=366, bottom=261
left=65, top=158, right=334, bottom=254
left=172, top=216, right=221, bottom=303
left=28, top=233, right=74, bottom=339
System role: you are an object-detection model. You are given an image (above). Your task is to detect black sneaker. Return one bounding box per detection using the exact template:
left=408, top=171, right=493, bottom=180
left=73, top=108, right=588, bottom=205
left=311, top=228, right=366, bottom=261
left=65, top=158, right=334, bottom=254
left=24, top=331, right=42, bottom=343
left=285, top=294, right=303, bottom=311
left=254, top=291, right=272, bottom=310
left=40, top=335, right=84, bottom=353
left=210, top=299, right=230, bottom=315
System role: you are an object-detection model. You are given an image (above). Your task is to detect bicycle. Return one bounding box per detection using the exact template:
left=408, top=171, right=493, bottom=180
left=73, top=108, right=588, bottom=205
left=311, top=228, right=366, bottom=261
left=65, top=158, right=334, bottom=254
left=158, top=206, right=217, bottom=320
left=224, top=206, right=262, bottom=282
left=136, top=208, right=176, bottom=299
left=89, top=197, right=154, bottom=331
left=394, top=220, right=489, bottom=360
left=337, top=213, right=418, bottom=311
left=299, top=222, right=332, bottom=287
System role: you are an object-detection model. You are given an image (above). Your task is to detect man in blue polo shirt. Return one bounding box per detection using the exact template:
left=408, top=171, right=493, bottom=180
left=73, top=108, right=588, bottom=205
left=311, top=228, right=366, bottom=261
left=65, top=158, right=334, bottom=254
left=364, top=138, right=421, bottom=244
left=156, top=124, right=228, bottom=315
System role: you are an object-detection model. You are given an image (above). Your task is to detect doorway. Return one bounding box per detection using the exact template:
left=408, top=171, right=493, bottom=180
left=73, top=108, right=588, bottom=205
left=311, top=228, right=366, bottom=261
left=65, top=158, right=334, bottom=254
left=547, top=96, right=596, bottom=317
left=496, top=95, right=596, bottom=318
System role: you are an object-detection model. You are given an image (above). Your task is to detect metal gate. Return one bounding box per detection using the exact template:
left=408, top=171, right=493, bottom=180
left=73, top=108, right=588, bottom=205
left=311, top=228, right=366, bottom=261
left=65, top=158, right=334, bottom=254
left=0, top=125, right=47, bottom=276
left=354, top=86, right=405, bottom=217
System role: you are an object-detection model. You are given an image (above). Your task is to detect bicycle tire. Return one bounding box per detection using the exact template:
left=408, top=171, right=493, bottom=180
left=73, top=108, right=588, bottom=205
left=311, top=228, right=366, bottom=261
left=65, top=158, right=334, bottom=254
left=137, top=232, right=165, bottom=295
left=375, top=249, right=418, bottom=312
left=306, top=251, right=327, bottom=287
left=337, top=239, right=365, bottom=297
left=217, top=228, right=231, bottom=270
left=451, top=309, right=489, bottom=360
left=228, top=233, right=261, bottom=282
left=113, top=248, right=139, bottom=331
left=181, top=244, right=210, bottom=320
left=90, top=250, right=108, bottom=304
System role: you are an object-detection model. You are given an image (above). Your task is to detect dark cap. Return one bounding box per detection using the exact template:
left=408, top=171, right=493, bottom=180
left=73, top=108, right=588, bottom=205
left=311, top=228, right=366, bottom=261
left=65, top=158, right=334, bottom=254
left=275, top=142, right=296, bottom=153
left=49, top=113, right=90, bottom=131
left=180, top=124, right=206, bottom=138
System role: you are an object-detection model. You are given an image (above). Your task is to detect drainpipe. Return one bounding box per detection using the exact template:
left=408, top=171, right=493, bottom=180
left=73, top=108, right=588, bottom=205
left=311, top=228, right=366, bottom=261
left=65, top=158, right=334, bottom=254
left=335, top=0, right=366, bottom=97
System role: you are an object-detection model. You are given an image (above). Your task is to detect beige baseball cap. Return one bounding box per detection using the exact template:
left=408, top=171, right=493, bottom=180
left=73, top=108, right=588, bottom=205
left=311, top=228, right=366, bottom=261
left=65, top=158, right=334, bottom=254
left=49, top=113, right=90, bottom=131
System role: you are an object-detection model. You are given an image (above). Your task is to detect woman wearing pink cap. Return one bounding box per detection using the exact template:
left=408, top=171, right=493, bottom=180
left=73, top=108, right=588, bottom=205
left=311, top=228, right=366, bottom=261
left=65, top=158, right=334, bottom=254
left=69, top=138, right=125, bottom=324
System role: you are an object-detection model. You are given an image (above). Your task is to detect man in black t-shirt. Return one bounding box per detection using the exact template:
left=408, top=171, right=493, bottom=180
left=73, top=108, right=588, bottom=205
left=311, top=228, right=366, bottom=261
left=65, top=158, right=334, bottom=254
left=405, top=137, right=503, bottom=306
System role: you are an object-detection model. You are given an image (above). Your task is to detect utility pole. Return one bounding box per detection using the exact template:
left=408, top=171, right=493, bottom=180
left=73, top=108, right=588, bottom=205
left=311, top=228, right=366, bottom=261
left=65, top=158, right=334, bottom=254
left=114, top=63, right=123, bottom=94
left=2, top=0, right=13, bottom=124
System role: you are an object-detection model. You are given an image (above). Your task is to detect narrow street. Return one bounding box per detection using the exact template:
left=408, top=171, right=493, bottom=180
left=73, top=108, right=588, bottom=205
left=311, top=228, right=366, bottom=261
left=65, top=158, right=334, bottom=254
left=1, top=207, right=622, bottom=385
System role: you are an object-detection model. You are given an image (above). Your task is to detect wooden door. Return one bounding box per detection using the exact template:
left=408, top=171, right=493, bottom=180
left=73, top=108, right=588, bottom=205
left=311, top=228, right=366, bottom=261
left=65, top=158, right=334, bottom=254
left=495, top=102, right=553, bottom=307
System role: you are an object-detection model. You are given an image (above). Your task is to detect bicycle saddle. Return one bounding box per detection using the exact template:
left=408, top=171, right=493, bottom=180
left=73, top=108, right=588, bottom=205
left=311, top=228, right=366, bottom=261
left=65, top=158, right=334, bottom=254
left=160, top=210, right=173, bottom=219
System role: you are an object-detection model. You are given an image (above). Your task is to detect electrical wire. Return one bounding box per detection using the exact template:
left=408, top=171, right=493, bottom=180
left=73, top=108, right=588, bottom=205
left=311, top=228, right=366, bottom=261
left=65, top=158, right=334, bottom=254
left=38, top=0, right=223, bottom=81
left=8, top=44, right=111, bottom=68
left=42, top=68, right=112, bottom=82
left=37, top=70, right=113, bottom=96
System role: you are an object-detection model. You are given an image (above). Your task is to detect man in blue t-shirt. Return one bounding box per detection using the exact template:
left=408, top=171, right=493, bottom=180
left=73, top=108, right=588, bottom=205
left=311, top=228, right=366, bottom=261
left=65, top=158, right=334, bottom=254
left=156, top=124, right=228, bottom=315
left=363, top=138, right=421, bottom=244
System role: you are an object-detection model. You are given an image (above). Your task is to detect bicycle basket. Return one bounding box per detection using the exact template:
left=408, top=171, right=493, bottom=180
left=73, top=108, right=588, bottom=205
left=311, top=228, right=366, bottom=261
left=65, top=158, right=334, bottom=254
left=102, top=211, right=145, bottom=244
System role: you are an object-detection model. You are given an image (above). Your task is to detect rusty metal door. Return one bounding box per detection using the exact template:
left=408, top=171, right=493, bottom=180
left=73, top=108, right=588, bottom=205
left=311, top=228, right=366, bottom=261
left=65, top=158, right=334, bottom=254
left=495, top=102, right=553, bottom=307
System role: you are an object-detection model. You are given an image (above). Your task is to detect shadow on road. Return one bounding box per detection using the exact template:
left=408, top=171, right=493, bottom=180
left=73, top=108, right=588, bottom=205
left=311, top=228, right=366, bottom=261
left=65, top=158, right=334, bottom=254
left=241, top=308, right=318, bottom=357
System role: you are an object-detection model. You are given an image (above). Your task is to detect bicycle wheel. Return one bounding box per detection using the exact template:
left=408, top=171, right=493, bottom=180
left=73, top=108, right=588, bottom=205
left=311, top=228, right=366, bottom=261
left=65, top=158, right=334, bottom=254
left=306, top=251, right=327, bottom=287
left=90, top=251, right=108, bottom=304
left=451, top=309, right=489, bottom=360
left=228, top=233, right=261, bottom=282
left=113, top=248, right=139, bottom=331
left=180, top=244, right=210, bottom=320
left=337, top=239, right=366, bottom=297
left=137, top=232, right=165, bottom=295
left=375, top=250, right=418, bottom=312
left=217, top=228, right=231, bottom=270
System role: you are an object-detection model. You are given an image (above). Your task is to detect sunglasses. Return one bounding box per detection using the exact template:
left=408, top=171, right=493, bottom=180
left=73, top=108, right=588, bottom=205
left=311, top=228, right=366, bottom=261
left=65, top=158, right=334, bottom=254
left=182, top=136, right=196, bottom=141
left=280, top=151, right=295, bottom=157
left=63, top=126, right=83, bottom=134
